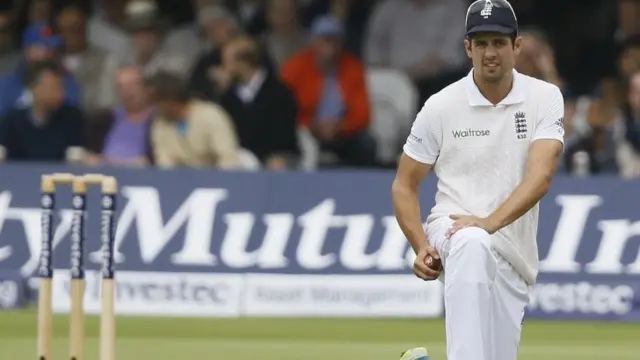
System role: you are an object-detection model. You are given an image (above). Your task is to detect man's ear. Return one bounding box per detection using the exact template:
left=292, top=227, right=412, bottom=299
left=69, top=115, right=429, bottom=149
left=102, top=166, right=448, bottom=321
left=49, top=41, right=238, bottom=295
left=513, top=36, right=523, bottom=55
left=464, top=38, right=472, bottom=58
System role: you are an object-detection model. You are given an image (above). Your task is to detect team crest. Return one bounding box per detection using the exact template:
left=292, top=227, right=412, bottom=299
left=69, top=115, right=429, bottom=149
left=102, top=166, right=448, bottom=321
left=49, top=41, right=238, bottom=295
left=514, top=111, right=527, bottom=139
left=480, top=0, right=493, bottom=18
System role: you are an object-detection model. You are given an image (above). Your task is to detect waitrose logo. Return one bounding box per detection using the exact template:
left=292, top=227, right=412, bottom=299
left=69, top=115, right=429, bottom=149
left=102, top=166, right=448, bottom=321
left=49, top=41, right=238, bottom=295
left=452, top=128, right=491, bottom=138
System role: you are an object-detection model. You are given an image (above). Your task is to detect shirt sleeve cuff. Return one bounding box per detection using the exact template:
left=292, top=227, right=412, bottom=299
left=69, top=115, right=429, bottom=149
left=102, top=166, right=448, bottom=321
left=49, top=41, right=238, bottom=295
left=531, top=136, right=565, bottom=153
left=403, top=144, right=436, bottom=165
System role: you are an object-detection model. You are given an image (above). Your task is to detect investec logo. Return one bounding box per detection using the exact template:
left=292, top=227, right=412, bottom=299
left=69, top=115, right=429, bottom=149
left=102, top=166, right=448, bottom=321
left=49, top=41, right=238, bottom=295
left=452, top=128, right=491, bottom=138
left=0, top=190, right=639, bottom=276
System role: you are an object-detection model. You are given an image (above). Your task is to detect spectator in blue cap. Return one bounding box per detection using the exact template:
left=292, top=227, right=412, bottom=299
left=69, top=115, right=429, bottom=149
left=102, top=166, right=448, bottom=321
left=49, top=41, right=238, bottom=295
left=0, top=22, right=81, bottom=115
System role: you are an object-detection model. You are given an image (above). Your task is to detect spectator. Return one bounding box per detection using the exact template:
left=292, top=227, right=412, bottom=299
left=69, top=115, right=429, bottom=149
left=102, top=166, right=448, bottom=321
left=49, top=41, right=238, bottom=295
left=563, top=79, right=623, bottom=176
left=85, top=66, right=155, bottom=167
left=618, top=70, right=640, bottom=178
left=0, top=61, right=85, bottom=162
left=0, top=9, right=19, bottom=76
left=101, top=0, right=192, bottom=108
left=219, top=35, right=300, bottom=170
left=14, top=0, right=52, bottom=31
left=619, top=36, right=640, bottom=80
left=281, top=15, right=376, bottom=167
left=364, top=0, right=468, bottom=102
left=188, top=4, right=241, bottom=101
left=148, top=71, right=240, bottom=169
left=56, top=4, right=111, bottom=113
left=121, top=0, right=192, bottom=77
left=262, top=0, right=309, bottom=71
left=225, top=0, right=266, bottom=36
left=0, top=22, right=81, bottom=114
left=302, top=0, right=377, bottom=58
left=87, top=0, right=129, bottom=55
left=617, top=0, right=640, bottom=41
left=27, top=0, right=51, bottom=26
left=163, top=0, right=220, bottom=62
left=516, top=27, right=565, bottom=90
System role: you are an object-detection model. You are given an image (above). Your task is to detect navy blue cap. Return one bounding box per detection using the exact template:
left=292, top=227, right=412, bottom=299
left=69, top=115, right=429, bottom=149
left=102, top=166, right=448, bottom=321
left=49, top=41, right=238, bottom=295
left=465, top=0, right=518, bottom=37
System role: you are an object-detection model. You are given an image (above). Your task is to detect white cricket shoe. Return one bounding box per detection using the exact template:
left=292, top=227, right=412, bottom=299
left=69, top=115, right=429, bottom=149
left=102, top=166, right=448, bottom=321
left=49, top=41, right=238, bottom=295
left=399, top=347, right=430, bottom=360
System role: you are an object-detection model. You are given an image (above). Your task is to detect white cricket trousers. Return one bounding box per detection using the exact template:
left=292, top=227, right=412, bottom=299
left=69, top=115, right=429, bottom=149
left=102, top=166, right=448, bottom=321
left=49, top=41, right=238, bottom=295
left=425, top=217, right=531, bottom=360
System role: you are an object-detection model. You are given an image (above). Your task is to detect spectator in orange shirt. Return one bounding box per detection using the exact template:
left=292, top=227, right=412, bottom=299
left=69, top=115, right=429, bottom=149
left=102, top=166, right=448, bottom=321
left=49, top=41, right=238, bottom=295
left=281, top=15, right=376, bottom=167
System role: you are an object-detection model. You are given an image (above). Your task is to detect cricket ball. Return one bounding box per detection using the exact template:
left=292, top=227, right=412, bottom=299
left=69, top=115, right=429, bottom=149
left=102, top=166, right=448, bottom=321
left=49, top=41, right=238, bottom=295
left=425, top=256, right=442, bottom=271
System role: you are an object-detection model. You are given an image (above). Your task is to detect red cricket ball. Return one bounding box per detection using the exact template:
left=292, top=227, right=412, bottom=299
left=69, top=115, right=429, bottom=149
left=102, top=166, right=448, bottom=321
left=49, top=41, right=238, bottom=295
left=425, top=256, right=442, bottom=271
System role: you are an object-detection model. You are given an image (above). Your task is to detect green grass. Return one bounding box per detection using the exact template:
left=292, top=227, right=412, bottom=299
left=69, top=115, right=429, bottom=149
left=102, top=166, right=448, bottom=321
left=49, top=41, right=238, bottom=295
left=2, top=309, right=639, bottom=359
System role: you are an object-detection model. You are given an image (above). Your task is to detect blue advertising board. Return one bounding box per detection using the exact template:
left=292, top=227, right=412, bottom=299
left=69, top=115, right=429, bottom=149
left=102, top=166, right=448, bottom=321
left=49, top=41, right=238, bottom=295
left=0, top=270, right=26, bottom=309
left=0, top=164, right=638, bottom=320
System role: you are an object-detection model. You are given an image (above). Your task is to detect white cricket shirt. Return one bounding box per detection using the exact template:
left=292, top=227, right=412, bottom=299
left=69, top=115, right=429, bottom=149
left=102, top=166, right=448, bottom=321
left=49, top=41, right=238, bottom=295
left=403, top=69, right=565, bottom=285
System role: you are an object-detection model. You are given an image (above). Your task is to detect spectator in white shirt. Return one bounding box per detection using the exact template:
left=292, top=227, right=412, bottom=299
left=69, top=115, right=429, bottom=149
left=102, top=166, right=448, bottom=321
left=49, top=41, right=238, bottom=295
left=364, top=0, right=469, bottom=102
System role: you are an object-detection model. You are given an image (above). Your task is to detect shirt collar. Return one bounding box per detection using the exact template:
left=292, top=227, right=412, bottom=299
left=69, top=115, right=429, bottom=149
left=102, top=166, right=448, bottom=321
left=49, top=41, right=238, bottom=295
left=465, top=68, right=525, bottom=106
left=236, top=68, right=267, bottom=103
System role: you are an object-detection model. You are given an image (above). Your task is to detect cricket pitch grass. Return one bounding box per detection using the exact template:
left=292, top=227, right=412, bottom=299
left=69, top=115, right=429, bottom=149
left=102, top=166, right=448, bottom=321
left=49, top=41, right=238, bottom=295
left=1, top=309, right=638, bottom=359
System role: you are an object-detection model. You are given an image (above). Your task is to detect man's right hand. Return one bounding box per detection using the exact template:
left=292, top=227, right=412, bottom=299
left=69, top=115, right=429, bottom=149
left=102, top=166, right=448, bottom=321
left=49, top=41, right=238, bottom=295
left=413, top=246, right=441, bottom=281
left=208, top=66, right=232, bottom=92
left=313, top=121, right=340, bottom=141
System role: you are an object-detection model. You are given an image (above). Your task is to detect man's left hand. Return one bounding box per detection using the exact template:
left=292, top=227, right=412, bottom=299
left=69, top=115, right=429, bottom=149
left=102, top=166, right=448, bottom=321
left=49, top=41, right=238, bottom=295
left=446, top=214, right=497, bottom=239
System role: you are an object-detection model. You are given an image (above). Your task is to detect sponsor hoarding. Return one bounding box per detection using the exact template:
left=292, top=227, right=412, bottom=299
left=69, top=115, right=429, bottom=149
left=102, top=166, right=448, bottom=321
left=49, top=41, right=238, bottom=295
left=242, top=274, right=443, bottom=317
left=0, top=270, right=26, bottom=309
left=0, top=164, right=638, bottom=320
left=51, top=270, right=243, bottom=317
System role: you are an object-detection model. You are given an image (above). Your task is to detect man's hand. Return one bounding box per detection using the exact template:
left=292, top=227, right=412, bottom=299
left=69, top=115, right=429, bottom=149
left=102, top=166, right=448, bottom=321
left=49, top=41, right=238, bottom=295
left=413, top=245, right=441, bottom=281
left=208, top=66, right=233, bottom=92
left=84, top=152, right=103, bottom=166
left=266, top=155, right=288, bottom=170
left=313, top=121, right=340, bottom=141
left=445, top=214, right=497, bottom=239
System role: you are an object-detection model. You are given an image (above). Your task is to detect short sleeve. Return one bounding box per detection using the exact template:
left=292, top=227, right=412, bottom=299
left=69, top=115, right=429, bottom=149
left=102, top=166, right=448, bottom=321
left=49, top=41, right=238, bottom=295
left=532, top=85, right=565, bottom=151
left=402, top=99, right=442, bottom=165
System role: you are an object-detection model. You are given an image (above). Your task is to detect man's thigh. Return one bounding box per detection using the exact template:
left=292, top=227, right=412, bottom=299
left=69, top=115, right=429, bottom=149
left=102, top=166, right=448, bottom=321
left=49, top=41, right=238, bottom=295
left=424, top=217, right=453, bottom=264
left=490, top=254, right=530, bottom=360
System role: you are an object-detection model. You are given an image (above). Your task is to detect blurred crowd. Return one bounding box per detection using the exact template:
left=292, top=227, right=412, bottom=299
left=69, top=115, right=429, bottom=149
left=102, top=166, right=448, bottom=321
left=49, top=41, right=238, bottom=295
left=0, top=0, right=638, bottom=177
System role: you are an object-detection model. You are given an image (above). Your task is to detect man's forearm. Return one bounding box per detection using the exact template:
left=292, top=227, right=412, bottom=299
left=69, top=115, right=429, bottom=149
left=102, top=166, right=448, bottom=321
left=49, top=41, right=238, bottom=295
left=486, top=175, right=552, bottom=233
left=392, top=181, right=428, bottom=253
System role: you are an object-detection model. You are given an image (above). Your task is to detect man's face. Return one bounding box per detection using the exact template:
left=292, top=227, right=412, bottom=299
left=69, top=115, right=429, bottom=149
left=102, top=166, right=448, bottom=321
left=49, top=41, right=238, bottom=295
left=221, top=43, right=241, bottom=76
left=515, top=34, right=543, bottom=77
left=465, top=33, right=521, bottom=83
left=620, top=45, right=640, bottom=78
left=629, top=73, right=640, bottom=111
left=131, top=29, right=160, bottom=59
left=24, top=45, right=54, bottom=62
left=99, top=0, right=126, bottom=22
left=313, top=36, right=341, bottom=62
left=267, top=0, right=297, bottom=31
left=57, top=9, right=86, bottom=52
left=29, top=0, right=51, bottom=24
left=116, top=68, right=147, bottom=110
left=203, top=19, right=235, bottom=47
left=32, top=71, right=64, bottom=109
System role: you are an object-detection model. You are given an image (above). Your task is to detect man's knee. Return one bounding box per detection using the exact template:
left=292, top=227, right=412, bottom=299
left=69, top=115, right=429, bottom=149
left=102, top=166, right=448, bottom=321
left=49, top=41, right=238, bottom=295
left=450, top=227, right=491, bottom=254
left=447, top=227, right=496, bottom=277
